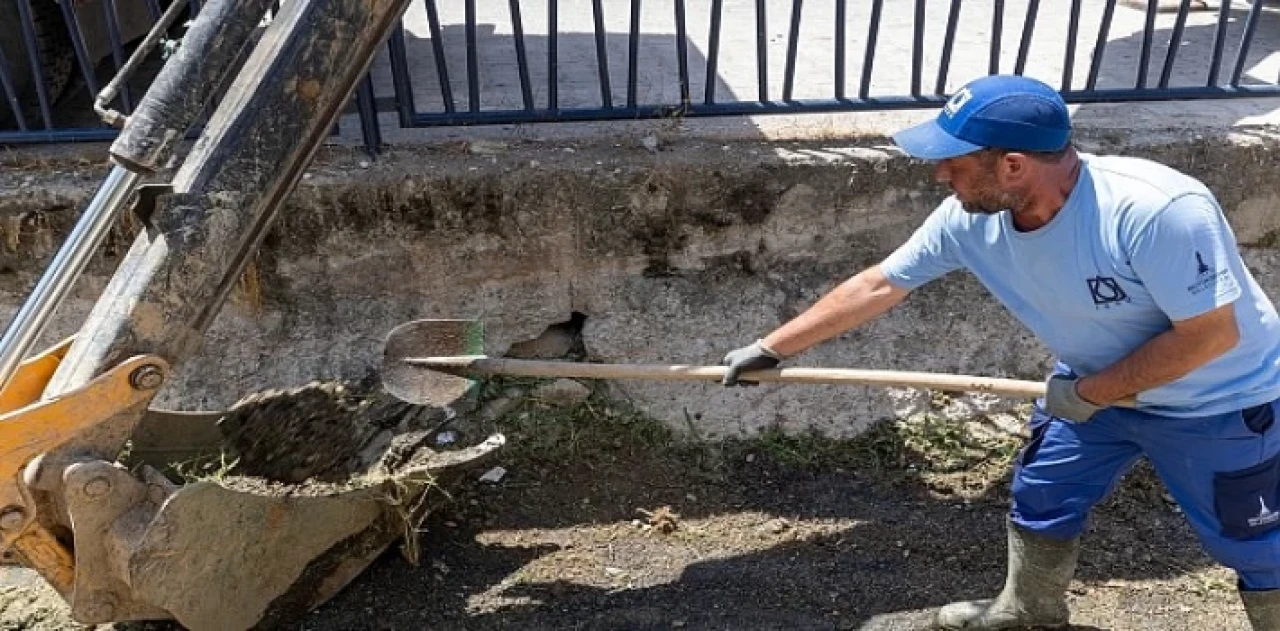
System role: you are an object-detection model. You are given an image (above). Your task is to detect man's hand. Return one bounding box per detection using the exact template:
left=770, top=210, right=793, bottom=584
left=721, top=340, right=784, bottom=386
left=1044, top=375, right=1103, bottom=422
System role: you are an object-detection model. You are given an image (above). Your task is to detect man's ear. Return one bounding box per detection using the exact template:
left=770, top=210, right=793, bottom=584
left=1000, top=152, right=1029, bottom=181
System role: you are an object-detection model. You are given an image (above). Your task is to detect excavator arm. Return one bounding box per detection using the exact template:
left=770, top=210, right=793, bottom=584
left=0, top=1, right=500, bottom=628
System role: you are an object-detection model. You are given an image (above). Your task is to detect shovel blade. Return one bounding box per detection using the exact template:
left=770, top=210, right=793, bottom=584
left=382, top=318, right=485, bottom=407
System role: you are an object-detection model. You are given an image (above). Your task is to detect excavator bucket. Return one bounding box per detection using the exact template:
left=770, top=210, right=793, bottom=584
left=71, top=382, right=505, bottom=630
left=1, top=344, right=503, bottom=630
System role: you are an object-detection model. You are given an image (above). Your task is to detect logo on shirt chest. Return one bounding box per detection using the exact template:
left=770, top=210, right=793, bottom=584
left=1086, top=275, right=1130, bottom=308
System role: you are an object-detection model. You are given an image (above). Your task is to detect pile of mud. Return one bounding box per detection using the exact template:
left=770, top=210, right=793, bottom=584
left=162, top=379, right=465, bottom=495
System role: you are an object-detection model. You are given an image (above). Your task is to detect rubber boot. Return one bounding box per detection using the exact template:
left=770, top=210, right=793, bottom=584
left=1240, top=587, right=1280, bottom=630
left=934, top=520, right=1078, bottom=629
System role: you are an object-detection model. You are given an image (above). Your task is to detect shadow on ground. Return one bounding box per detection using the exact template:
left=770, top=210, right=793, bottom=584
left=303, top=381, right=1229, bottom=631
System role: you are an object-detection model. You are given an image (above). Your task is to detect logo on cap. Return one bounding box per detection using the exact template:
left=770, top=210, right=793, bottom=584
left=943, top=87, right=972, bottom=117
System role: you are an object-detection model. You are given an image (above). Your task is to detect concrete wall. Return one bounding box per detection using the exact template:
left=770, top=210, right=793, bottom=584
left=3, top=127, right=1279, bottom=438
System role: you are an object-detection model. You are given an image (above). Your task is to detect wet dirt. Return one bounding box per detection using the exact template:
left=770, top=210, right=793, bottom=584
left=162, top=379, right=456, bottom=496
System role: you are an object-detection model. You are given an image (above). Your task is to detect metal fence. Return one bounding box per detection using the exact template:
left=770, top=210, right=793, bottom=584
left=0, top=0, right=379, bottom=145
left=2, top=0, right=1278, bottom=154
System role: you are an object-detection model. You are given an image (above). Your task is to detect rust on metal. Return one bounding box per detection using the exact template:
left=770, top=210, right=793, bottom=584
left=7, top=525, right=77, bottom=596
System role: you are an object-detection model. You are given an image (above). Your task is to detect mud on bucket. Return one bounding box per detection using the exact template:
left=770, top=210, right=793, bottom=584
left=114, top=380, right=503, bottom=631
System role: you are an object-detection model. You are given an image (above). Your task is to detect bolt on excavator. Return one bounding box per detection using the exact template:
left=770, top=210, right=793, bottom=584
left=0, top=0, right=502, bottom=628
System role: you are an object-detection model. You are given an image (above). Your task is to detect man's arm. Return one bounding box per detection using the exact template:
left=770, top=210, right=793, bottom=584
left=762, top=265, right=910, bottom=358
left=1055, top=193, right=1243, bottom=416
left=721, top=202, right=960, bottom=386
left=719, top=265, right=911, bottom=385
left=1076, top=303, right=1239, bottom=405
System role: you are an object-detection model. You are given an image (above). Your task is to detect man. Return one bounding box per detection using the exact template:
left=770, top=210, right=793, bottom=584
left=720, top=74, right=1280, bottom=630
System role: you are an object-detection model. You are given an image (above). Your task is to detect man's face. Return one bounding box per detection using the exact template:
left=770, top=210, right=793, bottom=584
left=933, top=150, right=1025, bottom=215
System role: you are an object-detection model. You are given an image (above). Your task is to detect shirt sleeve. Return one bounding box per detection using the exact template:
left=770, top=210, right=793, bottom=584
left=1127, top=194, right=1242, bottom=321
left=880, top=202, right=965, bottom=290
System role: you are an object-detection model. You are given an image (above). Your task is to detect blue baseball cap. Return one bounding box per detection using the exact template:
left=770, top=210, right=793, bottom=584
left=892, top=74, right=1072, bottom=160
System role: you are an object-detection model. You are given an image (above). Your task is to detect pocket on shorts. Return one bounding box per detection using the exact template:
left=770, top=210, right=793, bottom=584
left=1214, top=450, right=1280, bottom=540
left=1243, top=402, right=1276, bottom=435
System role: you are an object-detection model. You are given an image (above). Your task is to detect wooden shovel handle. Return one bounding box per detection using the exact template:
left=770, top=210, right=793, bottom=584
left=406, top=356, right=1050, bottom=400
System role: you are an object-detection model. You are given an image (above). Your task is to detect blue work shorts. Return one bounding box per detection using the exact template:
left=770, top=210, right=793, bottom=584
left=1011, top=398, right=1280, bottom=590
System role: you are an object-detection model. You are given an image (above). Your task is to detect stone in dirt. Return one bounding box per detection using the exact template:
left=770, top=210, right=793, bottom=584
left=0, top=584, right=82, bottom=631
left=758, top=518, right=791, bottom=535
left=531, top=379, right=591, bottom=407
left=466, top=140, right=508, bottom=155
left=639, top=505, right=680, bottom=534
left=480, top=395, right=522, bottom=421
left=479, top=466, right=507, bottom=484
left=640, top=134, right=660, bottom=153
left=506, top=321, right=580, bottom=359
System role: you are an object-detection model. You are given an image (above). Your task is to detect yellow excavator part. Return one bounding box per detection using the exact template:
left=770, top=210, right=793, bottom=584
left=0, top=337, right=72, bottom=415
left=0, top=345, right=170, bottom=597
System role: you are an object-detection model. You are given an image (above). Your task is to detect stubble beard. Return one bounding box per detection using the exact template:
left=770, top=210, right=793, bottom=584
left=957, top=185, right=1024, bottom=216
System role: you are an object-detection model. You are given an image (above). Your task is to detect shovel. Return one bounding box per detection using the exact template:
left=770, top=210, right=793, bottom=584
left=380, top=319, right=1078, bottom=408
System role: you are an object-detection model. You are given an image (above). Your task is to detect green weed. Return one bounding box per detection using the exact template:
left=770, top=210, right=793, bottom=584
left=472, top=375, right=1028, bottom=482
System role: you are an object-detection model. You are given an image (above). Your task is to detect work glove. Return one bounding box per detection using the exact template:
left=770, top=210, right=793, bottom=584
left=721, top=339, right=784, bottom=386
left=1044, top=375, right=1102, bottom=422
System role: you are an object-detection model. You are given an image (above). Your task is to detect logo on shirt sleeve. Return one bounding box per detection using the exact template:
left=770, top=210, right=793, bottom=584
left=1188, top=251, right=1239, bottom=297
left=1087, top=276, right=1130, bottom=308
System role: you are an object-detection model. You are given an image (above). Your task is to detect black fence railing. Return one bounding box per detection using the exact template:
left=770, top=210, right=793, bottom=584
left=2, top=0, right=1278, bottom=154
left=0, top=0, right=382, bottom=147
